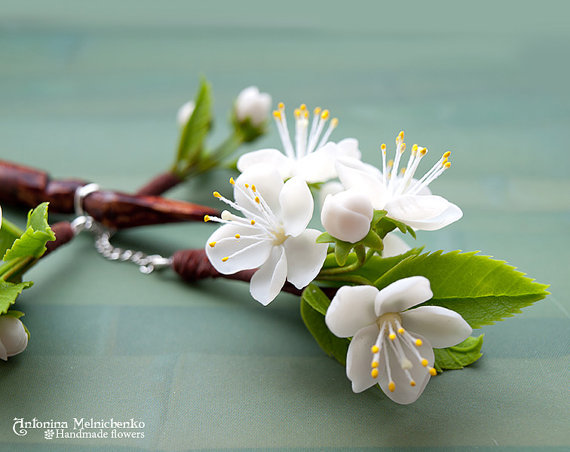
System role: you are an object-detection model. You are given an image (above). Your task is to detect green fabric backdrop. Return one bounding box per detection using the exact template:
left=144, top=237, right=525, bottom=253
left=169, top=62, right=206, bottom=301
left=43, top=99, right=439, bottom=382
left=0, top=0, right=568, bottom=450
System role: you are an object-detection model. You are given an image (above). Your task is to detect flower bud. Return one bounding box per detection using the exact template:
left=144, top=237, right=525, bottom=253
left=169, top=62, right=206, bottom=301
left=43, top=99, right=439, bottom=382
left=177, top=100, right=195, bottom=127
left=0, top=316, right=28, bottom=361
left=321, top=190, right=373, bottom=243
left=235, top=86, right=271, bottom=126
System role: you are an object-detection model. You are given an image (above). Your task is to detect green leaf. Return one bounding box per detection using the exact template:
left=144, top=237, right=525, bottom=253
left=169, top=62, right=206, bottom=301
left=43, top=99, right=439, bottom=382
left=374, top=250, right=550, bottom=328
left=0, top=218, right=23, bottom=258
left=3, top=203, right=55, bottom=261
left=434, top=335, right=484, bottom=372
left=375, top=216, right=416, bottom=239
left=361, top=229, right=383, bottom=251
left=334, top=240, right=352, bottom=266
left=0, top=280, right=33, bottom=315
left=4, top=310, right=25, bottom=319
left=301, top=288, right=349, bottom=365
left=302, top=283, right=332, bottom=315
left=316, top=232, right=336, bottom=244
left=351, top=247, right=423, bottom=283
left=371, top=209, right=387, bottom=226
left=175, top=79, right=213, bottom=173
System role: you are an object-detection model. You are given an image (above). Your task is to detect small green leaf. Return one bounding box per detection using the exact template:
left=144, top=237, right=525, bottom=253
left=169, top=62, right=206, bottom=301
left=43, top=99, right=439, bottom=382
left=361, top=229, right=383, bottom=251
left=374, top=251, right=550, bottom=328
left=374, top=216, right=416, bottom=239
left=175, top=79, right=213, bottom=173
left=371, top=210, right=387, bottom=226
left=301, top=295, right=349, bottom=365
left=434, top=335, right=484, bottom=372
left=0, top=280, right=33, bottom=315
left=4, top=310, right=25, bottom=319
left=302, top=283, right=332, bottom=315
left=3, top=203, right=55, bottom=261
left=316, top=232, right=336, bottom=244
left=334, top=240, right=352, bottom=266
left=0, top=218, right=23, bottom=258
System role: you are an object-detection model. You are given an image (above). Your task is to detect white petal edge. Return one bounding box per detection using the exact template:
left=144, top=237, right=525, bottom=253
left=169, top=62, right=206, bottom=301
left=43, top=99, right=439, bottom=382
left=375, top=276, right=433, bottom=317
left=401, top=306, right=472, bottom=348
left=279, top=177, right=313, bottom=237
left=325, top=285, right=379, bottom=338
left=346, top=324, right=380, bottom=393
left=296, top=142, right=339, bottom=183
left=250, top=246, right=288, bottom=306
left=205, top=223, right=272, bottom=274
left=336, top=158, right=387, bottom=209
left=336, top=138, right=362, bottom=161
left=385, top=195, right=462, bottom=231
left=283, top=229, right=328, bottom=289
left=237, top=150, right=294, bottom=181
left=399, top=202, right=463, bottom=231
left=381, top=232, right=411, bottom=258
left=0, top=317, right=28, bottom=359
left=234, top=164, right=284, bottom=213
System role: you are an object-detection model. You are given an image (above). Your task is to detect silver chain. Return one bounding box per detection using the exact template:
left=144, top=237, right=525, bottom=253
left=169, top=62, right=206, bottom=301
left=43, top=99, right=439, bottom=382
left=71, top=183, right=173, bottom=274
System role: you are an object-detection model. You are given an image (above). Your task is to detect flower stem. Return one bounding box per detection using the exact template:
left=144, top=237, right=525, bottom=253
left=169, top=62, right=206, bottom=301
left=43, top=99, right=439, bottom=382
left=318, top=244, right=372, bottom=276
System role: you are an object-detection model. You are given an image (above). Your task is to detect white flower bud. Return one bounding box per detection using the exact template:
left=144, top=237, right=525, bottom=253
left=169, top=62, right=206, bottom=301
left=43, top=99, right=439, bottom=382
left=0, top=316, right=28, bottom=361
left=235, top=86, right=272, bottom=126
left=321, top=190, right=373, bottom=243
left=177, top=100, right=195, bottom=127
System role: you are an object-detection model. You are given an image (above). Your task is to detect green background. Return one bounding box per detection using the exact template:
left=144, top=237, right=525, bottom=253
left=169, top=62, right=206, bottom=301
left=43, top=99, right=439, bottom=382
left=1, top=0, right=568, bottom=450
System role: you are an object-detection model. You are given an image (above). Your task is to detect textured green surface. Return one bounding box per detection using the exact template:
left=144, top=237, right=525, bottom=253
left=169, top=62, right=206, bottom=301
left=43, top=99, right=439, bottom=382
left=1, top=0, right=569, bottom=450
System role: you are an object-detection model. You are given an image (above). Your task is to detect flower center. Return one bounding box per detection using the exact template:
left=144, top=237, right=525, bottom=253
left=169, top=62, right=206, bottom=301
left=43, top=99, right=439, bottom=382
left=272, top=102, right=338, bottom=161
left=380, top=131, right=452, bottom=198
left=369, top=311, right=437, bottom=392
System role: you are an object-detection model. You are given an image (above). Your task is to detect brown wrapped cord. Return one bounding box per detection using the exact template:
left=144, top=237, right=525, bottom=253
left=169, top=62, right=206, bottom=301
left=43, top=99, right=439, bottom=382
left=135, top=171, right=183, bottom=197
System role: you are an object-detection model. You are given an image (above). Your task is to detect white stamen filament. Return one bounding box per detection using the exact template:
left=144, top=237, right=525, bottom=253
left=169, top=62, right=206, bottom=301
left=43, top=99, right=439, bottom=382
left=316, top=118, right=337, bottom=149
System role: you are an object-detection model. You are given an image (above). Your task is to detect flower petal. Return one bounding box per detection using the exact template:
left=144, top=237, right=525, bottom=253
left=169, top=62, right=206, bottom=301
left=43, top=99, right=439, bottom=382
left=401, top=306, right=472, bottom=348
left=279, top=176, right=313, bottom=237
left=377, top=333, right=434, bottom=404
left=0, top=316, right=28, bottom=359
left=205, top=223, right=272, bottom=274
left=385, top=194, right=462, bottom=231
left=234, top=164, right=284, bottom=213
left=296, top=142, right=339, bottom=183
left=321, top=190, right=373, bottom=243
left=336, top=158, right=387, bottom=209
left=375, top=276, right=433, bottom=317
left=237, top=149, right=294, bottom=181
left=346, top=324, right=380, bottom=393
left=381, top=232, right=411, bottom=258
left=283, top=229, right=328, bottom=289
left=325, top=285, right=379, bottom=338
left=250, top=246, right=287, bottom=305
left=337, top=138, right=362, bottom=161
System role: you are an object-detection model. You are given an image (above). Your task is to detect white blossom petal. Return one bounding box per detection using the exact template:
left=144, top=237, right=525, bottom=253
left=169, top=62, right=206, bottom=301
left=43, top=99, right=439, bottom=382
left=401, top=306, right=472, bottom=348
left=250, top=246, right=288, bottom=305
left=336, top=158, right=388, bottom=209
left=205, top=224, right=272, bottom=274
left=375, top=276, right=433, bottom=317
left=318, top=181, right=344, bottom=207
left=321, top=190, right=373, bottom=243
left=283, top=229, right=328, bottom=289
left=346, top=324, right=380, bottom=393
left=385, top=194, right=462, bottom=231
left=234, top=164, right=284, bottom=213
left=337, top=138, right=362, bottom=161
left=326, top=285, right=379, bottom=338
left=381, top=232, right=411, bottom=258
left=296, top=142, right=339, bottom=183
left=279, top=177, right=313, bottom=237
left=377, top=333, right=434, bottom=404
left=237, top=149, right=294, bottom=181
left=0, top=316, right=28, bottom=360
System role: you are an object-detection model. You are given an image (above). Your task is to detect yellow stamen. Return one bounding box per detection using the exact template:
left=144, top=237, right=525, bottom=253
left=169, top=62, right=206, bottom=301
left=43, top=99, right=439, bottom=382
left=213, top=191, right=221, bottom=198
left=273, top=110, right=281, bottom=119
left=251, top=184, right=256, bottom=192
left=331, top=117, right=338, bottom=127
left=381, top=143, right=386, bottom=151
left=371, top=369, right=379, bottom=378
left=234, top=234, right=240, bottom=239
left=387, top=160, right=394, bottom=168
left=397, top=328, right=405, bottom=334
left=294, top=108, right=301, bottom=118
left=444, top=162, right=451, bottom=169
left=389, top=333, right=396, bottom=341
left=229, top=177, right=235, bottom=185
left=304, top=110, right=309, bottom=119
left=388, top=381, right=396, bottom=392
left=401, top=142, right=406, bottom=152
left=250, top=219, right=255, bottom=225
left=412, top=144, right=418, bottom=153
left=371, top=361, right=379, bottom=368
left=442, top=158, right=448, bottom=166
left=255, top=196, right=260, bottom=204
left=321, top=109, right=330, bottom=120
left=429, top=367, right=437, bottom=376
left=208, top=241, right=216, bottom=248
left=443, top=151, right=451, bottom=158
left=420, top=148, right=427, bottom=156
left=400, top=168, right=406, bottom=174
left=398, top=131, right=404, bottom=141
left=314, top=107, right=321, bottom=115
left=221, top=257, right=229, bottom=262
left=410, top=380, right=416, bottom=387
left=300, top=103, right=307, bottom=111
left=421, top=359, right=428, bottom=367
left=278, top=102, right=284, bottom=110
left=371, top=345, right=379, bottom=353
left=204, top=215, right=211, bottom=222
left=415, top=339, right=423, bottom=346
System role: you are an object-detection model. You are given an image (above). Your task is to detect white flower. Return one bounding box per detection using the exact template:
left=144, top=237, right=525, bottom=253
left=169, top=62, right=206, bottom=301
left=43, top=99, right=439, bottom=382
left=0, top=316, right=29, bottom=361
left=321, top=190, right=373, bottom=243
left=381, top=232, right=411, bottom=258
left=205, top=165, right=328, bottom=305
left=336, top=131, right=462, bottom=231
left=237, top=103, right=361, bottom=183
left=235, top=86, right=272, bottom=127
left=325, top=277, right=472, bottom=404
left=177, top=100, right=195, bottom=127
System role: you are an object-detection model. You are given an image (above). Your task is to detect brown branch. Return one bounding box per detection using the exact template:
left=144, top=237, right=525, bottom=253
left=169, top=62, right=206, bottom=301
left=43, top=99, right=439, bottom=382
left=135, top=171, right=183, bottom=197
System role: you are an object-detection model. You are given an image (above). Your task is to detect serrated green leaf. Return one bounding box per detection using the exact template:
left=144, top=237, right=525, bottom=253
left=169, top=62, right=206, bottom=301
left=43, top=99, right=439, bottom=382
left=374, top=250, right=550, bottom=328
left=300, top=296, right=349, bottom=365
left=0, top=218, right=23, bottom=258
left=371, top=210, right=387, bottom=225
left=0, top=280, right=33, bottom=315
left=434, top=335, right=484, bottom=372
left=316, top=232, right=336, bottom=244
left=302, top=283, right=332, bottom=315
left=334, top=240, right=352, bottom=266
left=3, top=203, right=55, bottom=261
left=175, top=79, right=213, bottom=172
